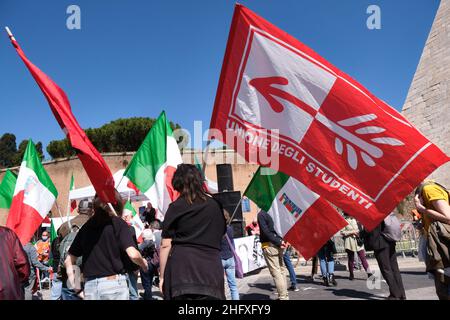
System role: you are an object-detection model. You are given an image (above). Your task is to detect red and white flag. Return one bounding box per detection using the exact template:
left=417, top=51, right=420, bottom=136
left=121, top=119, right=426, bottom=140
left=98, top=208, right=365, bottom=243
left=210, top=5, right=449, bottom=230
left=7, top=29, right=117, bottom=205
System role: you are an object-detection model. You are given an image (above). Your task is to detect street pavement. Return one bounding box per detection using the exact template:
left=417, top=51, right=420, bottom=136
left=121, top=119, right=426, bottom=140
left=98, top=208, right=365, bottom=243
left=237, top=256, right=437, bottom=300
left=39, top=257, right=437, bottom=300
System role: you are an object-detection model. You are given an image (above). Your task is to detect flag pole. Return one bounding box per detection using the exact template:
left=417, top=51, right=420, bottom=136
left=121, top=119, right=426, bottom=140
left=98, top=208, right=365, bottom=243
left=227, top=197, right=244, bottom=226
left=54, top=202, right=64, bottom=219
left=65, top=174, right=74, bottom=229
left=201, top=140, right=213, bottom=176
left=5, top=26, right=15, bottom=41
left=65, top=195, right=72, bottom=230
left=107, top=203, right=118, bottom=217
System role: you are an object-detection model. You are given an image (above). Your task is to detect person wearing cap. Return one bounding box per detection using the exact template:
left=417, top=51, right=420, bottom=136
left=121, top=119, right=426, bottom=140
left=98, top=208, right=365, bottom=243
left=58, top=198, right=93, bottom=239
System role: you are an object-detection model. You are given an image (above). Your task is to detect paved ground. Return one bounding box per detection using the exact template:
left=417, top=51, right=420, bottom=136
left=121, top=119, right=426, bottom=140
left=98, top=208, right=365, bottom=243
left=237, top=257, right=437, bottom=300
left=38, top=257, right=437, bottom=300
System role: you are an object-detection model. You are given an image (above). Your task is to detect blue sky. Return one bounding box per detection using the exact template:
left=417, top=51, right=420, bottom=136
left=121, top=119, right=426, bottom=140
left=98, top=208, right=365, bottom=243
left=0, top=0, right=440, bottom=159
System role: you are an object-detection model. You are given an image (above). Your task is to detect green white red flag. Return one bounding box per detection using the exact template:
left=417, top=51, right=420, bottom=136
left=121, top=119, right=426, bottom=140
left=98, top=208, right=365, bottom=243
left=0, top=169, right=17, bottom=209
left=124, top=111, right=182, bottom=220
left=69, top=174, right=76, bottom=212
left=244, top=167, right=347, bottom=260
left=6, top=140, right=58, bottom=244
left=124, top=201, right=145, bottom=239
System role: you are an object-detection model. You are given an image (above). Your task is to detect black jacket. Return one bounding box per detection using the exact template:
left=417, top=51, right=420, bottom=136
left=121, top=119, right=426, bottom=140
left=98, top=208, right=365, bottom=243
left=363, top=222, right=391, bottom=251
left=258, top=210, right=283, bottom=247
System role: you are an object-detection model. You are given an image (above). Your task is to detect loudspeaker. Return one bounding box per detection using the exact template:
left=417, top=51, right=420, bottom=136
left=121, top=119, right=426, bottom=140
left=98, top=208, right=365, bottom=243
left=212, top=191, right=243, bottom=221
left=212, top=191, right=245, bottom=238
left=229, top=220, right=245, bottom=239
left=216, top=164, right=234, bottom=192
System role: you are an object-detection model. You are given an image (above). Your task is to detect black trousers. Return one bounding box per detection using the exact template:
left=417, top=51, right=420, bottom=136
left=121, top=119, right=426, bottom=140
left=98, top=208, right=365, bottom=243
left=374, top=242, right=406, bottom=299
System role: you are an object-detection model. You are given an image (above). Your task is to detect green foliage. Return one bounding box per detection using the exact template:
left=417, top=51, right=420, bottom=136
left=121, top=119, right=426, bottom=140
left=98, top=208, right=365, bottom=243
left=0, top=133, right=17, bottom=168
left=0, top=134, right=44, bottom=168
left=46, top=117, right=182, bottom=159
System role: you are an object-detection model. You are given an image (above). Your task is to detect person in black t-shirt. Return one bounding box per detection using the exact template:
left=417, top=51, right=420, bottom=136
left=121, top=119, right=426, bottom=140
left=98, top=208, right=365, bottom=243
left=159, top=164, right=226, bottom=300
left=65, top=191, right=148, bottom=300
left=120, top=209, right=140, bottom=300
left=143, top=202, right=158, bottom=224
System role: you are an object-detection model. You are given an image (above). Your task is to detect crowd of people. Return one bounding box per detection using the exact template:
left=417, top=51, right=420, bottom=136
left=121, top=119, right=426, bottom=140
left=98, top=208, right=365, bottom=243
left=0, top=169, right=449, bottom=300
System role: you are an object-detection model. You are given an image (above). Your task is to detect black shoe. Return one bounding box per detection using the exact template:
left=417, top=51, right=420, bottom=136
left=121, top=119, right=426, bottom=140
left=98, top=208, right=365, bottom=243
left=329, top=274, right=337, bottom=286
left=289, top=285, right=300, bottom=292
left=349, top=274, right=354, bottom=281
left=323, top=276, right=329, bottom=287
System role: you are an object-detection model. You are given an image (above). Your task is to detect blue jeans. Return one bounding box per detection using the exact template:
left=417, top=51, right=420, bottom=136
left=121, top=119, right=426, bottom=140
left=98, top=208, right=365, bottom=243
left=318, top=247, right=335, bottom=277
left=283, top=250, right=297, bottom=287
left=222, top=257, right=239, bottom=300
left=84, top=275, right=129, bottom=300
left=61, top=287, right=82, bottom=300
left=51, top=278, right=62, bottom=300
left=126, top=272, right=139, bottom=300
left=140, top=263, right=156, bottom=300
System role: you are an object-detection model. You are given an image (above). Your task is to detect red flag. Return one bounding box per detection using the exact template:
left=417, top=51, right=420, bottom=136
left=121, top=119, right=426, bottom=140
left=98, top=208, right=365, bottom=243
left=7, top=30, right=117, bottom=204
left=209, top=5, right=449, bottom=230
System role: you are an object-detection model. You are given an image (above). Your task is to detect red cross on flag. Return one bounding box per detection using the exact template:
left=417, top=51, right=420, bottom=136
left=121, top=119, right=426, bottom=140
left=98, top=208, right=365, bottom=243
left=209, top=5, right=449, bottom=230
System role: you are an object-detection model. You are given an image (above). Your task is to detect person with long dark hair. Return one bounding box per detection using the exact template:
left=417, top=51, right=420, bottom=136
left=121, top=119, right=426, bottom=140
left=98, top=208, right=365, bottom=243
left=159, top=164, right=226, bottom=300
left=65, top=191, right=148, bottom=300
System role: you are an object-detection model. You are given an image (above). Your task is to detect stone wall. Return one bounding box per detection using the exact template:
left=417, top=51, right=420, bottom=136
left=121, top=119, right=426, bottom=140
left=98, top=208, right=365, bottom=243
left=0, top=150, right=259, bottom=227
left=402, top=0, right=450, bottom=187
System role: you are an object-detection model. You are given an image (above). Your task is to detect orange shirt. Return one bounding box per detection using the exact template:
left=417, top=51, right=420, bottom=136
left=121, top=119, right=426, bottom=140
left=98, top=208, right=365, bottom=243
left=35, top=240, right=50, bottom=262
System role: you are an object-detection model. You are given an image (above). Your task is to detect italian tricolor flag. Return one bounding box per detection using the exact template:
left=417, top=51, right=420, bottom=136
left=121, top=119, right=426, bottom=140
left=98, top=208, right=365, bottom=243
left=0, top=169, right=17, bottom=209
left=124, top=111, right=182, bottom=221
left=6, top=140, right=58, bottom=244
left=124, top=201, right=145, bottom=240
left=69, top=174, right=77, bottom=212
left=244, top=167, right=347, bottom=260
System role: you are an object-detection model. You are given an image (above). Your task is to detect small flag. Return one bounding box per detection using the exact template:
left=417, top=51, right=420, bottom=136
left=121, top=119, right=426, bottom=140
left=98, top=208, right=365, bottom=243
left=0, top=169, right=18, bottom=209
left=48, top=219, right=58, bottom=266
left=69, top=174, right=77, bottom=212
left=124, top=201, right=145, bottom=240
left=194, top=155, right=218, bottom=193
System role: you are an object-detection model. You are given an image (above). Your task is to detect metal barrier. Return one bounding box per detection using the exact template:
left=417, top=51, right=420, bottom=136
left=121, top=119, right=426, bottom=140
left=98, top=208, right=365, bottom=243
left=332, top=219, right=419, bottom=260
left=396, top=220, right=419, bottom=258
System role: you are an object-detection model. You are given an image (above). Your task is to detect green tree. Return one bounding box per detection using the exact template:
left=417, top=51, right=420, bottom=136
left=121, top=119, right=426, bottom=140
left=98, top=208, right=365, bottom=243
left=0, top=133, right=17, bottom=168
left=0, top=134, right=44, bottom=168
left=13, top=140, right=44, bottom=165
left=46, top=117, right=182, bottom=159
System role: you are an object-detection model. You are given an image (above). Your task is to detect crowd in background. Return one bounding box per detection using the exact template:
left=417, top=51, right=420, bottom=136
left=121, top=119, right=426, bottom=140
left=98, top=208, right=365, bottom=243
left=0, top=169, right=449, bottom=300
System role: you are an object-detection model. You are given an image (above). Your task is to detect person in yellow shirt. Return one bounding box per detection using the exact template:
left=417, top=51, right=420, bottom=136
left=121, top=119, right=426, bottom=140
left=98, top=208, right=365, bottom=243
left=414, top=181, right=450, bottom=300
